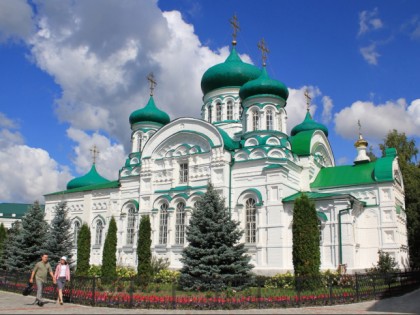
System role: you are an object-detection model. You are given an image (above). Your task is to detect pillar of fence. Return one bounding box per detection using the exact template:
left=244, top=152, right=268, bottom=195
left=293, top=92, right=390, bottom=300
left=328, top=276, right=333, bottom=305
left=257, top=280, right=262, bottom=309
left=355, top=273, right=360, bottom=302
left=91, top=277, right=96, bottom=307
left=129, top=277, right=134, bottom=308
left=69, top=278, right=73, bottom=303
left=372, top=274, right=376, bottom=299
left=172, top=282, right=176, bottom=309
left=296, top=277, right=301, bottom=308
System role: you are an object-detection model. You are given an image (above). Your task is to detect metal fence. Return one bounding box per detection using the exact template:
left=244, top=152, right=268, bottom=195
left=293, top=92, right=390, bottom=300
left=0, top=270, right=419, bottom=310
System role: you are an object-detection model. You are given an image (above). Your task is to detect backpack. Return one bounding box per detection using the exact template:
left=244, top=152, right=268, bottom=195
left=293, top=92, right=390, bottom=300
left=22, top=282, right=33, bottom=296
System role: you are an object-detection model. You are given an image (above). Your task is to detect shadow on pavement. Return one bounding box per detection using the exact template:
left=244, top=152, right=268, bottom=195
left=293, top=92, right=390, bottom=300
left=368, top=288, right=420, bottom=314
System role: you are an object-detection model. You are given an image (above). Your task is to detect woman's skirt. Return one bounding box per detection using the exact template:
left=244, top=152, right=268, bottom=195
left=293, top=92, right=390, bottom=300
left=57, top=277, right=66, bottom=290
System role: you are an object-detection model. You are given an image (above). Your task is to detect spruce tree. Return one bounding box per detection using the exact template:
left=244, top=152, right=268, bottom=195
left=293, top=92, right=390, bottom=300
left=101, top=216, right=117, bottom=280
left=179, top=183, right=253, bottom=291
left=137, top=215, right=152, bottom=282
left=5, top=201, right=49, bottom=272
left=292, top=193, right=321, bottom=289
left=0, top=223, right=7, bottom=269
left=44, top=201, right=73, bottom=266
left=3, top=221, right=22, bottom=271
left=76, top=223, right=91, bottom=276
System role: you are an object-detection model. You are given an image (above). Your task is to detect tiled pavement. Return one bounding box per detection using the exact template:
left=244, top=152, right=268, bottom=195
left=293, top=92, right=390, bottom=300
left=0, top=289, right=419, bottom=314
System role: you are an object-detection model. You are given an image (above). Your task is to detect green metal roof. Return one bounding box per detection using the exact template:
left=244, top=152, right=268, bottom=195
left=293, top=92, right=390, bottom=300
left=216, top=127, right=240, bottom=151
left=129, top=95, right=170, bottom=126
left=282, top=191, right=346, bottom=203
left=66, top=164, right=111, bottom=190
left=46, top=180, right=120, bottom=196
left=239, top=67, right=288, bottom=101
left=289, top=130, right=316, bottom=156
left=291, top=111, right=328, bottom=137
left=311, top=155, right=395, bottom=189
left=317, top=212, right=328, bottom=221
left=201, top=46, right=261, bottom=95
left=0, top=203, right=45, bottom=219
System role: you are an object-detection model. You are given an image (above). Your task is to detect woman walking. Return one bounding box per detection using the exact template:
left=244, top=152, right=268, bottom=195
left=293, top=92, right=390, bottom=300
left=54, top=256, right=70, bottom=305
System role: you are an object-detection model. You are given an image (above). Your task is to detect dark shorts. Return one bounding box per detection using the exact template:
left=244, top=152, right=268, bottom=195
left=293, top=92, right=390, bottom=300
left=57, top=277, right=66, bottom=290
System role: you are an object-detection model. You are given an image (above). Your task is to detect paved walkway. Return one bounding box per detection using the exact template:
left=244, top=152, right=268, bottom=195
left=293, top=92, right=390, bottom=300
left=0, top=289, right=419, bottom=314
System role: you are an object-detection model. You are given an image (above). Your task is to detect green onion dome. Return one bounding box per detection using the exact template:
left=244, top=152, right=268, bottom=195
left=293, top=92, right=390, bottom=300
left=129, top=95, right=170, bottom=126
left=67, top=164, right=110, bottom=190
left=291, top=111, right=329, bottom=137
left=201, top=46, right=261, bottom=95
left=239, top=67, right=289, bottom=101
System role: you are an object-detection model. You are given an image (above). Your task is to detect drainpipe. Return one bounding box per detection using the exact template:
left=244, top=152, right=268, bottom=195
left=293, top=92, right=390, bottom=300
left=228, top=156, right=235, bottom=217
left=338, top=200, right=354, bottom=266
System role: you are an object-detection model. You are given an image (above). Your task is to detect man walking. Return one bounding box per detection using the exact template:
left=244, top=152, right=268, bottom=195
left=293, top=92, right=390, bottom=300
left=29, top=253, right=56, bottom=306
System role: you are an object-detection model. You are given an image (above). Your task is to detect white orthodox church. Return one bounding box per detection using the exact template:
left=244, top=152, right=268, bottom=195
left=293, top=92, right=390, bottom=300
left=44, top=31, right=408, bottom=274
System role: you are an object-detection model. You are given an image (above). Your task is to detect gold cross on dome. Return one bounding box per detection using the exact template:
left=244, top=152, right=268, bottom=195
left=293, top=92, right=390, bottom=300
left=358, top=119, right=362, bottom=135
left=90, top=145, right=100, bottom=164
left=304, top=89, right=311, bottom=111
left=257, top=38, right=270, bottom=66
left=230, top=13, right=240, bottom=45
left=147, top=73, right=157, bottom=96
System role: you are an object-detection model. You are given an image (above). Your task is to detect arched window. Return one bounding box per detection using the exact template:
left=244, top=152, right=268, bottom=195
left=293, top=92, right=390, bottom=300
left=126, top=206, right=136, bottom=245
left=175, top=202, right=186, bottom=244
left=227, top=101, right=233, bottom=120
left=95, top=220, right=104, bottom=246
left=252, top=110, right=259, bottom=131
left=137, top=135, right=142, bottom=152
left=216, top=102, right=222, bottom=121
left=239, top=105, right=243, bottom=119
left=73, top=221, right=81, bottom=247
left=208, top=106, right=212, bottom=123
left=159, top=203, right=169, bottom=244
left=245, top=198, right=257, bottom=243
left=266, top=109, right=273, bottom=130
left=318, top=219, right=323, bottom=244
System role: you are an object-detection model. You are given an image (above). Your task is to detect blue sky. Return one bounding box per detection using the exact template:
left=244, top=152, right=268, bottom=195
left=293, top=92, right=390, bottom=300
left=0, top=0, right=419, bottom=203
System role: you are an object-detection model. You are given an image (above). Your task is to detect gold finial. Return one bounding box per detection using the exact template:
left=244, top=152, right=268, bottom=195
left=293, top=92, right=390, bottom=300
left=147, top=72, right=157, bottom=96
left=229, top=13, right=240, bottom=46
left=355, top=119, right=368, bottom=147
left=90, top=145, right=100, bottom=165
left=257, top=38, right=270, bottom=67
left=304, top=89, right=311, bottom=112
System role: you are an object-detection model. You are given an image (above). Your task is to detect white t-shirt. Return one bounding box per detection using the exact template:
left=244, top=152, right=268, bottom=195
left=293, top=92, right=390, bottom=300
left=59, top=265, right=67, bottom=277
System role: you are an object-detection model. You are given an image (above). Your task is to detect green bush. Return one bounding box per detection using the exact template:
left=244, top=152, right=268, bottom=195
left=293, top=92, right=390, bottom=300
left=366, top=250, right=400, bottom=274
left=116, top=266, right=137, bottom=278
left=88, top=265, right=102, bottom=277
left=151, top=256, right=170, bottom=274
left=153, top=269, right=180, bottom=284
left=264, top=272, right=294, bottom=289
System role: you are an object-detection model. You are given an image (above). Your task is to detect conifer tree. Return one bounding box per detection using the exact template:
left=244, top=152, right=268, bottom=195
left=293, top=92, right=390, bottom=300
left=179, top=183, right=253, bottom=291
left=44, top=201, right=73, bottom=266
left=5, top=202, right=49, bottom=272
left=137, top=215, right=152, bottom=282
left=0, top=223, right=7, bottom=269
left=3, top=221, right=23, bottom=271
left=292, top=193, right=321, bottom=288
left=76, top=223, right=91, bottom=276
left=101, top=216, right=117, bottom=280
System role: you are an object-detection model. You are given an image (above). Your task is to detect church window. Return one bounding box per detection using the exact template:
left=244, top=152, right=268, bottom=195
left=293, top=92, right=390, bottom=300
left=227, top=101, right=233, bottom=120
left=95, top=220, right=104, bottom=246
left=175, top=202, right=186, bottom=244
left=137, top=135, right=142, bottom=152
left=126, top=206, right=136, bottom=245
left=208, top=106, right=212, bottom=123
left=245, top=198, right=257, bottom=243
left=216, top=102, right=222, bottom=121
left=179, top=162, right=188, bottom=184
left=266, top=109, right=273, bottom=130
left=159, top=203, right=168, bottom=244
left=252, top=110, right=259, bottom=131
left=73, top=221, right=81, bottom=247
left=318, top=219, right=323, bottom=244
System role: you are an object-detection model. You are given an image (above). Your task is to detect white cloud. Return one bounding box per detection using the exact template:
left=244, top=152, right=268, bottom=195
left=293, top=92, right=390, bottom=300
left=321, top=95, right=334, bottom=124
left=334, top=98, right=420, bottom=141
left=66, top=127, right=126, bottom=181
left=0, top=112, right=24, bottom=148
left=360, top=43, right=380, bottom=65
left=0, top=145, right=73, bottom=203
left=358, top=8, right=383, bottom=36
left=286, top=86, right=322, bottom=133
left=0, top=0, right=33, bottom=42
